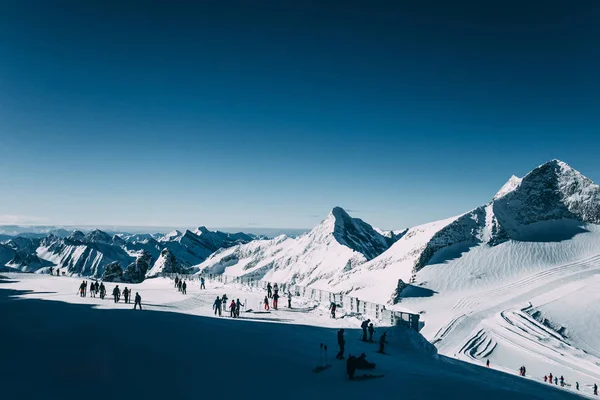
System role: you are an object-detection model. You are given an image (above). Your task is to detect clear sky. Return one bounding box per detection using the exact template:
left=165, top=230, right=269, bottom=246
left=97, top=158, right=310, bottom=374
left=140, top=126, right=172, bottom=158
left=1, top=1, right=600, bottom=230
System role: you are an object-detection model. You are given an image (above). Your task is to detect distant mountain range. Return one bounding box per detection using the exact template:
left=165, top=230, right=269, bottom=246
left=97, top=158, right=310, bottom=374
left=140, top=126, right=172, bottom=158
left=0, top=227, right=259, bottom=281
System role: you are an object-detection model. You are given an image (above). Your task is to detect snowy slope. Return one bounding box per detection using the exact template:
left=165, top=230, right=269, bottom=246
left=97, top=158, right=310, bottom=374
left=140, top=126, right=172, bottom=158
left=196, top=207, right=394, bottom=287
left=0, top=273, right=588, bottom=400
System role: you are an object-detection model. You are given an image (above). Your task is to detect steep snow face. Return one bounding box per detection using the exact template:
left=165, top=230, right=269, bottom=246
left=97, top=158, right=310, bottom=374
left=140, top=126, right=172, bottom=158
left=493, top=175, right=522, bottom=200
left=159, top=230, right=183, bottom=242
left=146, top=248, right=179, bottom=277
left=196, top=207, right=392, bottom=287
left=493, top=160, right=600, bottom=240
left=328, top=216, right=461, bottom=302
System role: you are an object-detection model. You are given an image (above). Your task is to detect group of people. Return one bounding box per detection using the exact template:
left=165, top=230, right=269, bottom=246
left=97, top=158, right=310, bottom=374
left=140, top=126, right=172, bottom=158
left=519, top=366, right=526, bottom=376
left=212, top=294, right=243, bottom=317
left=263, top=282, right=292, bottom=310
left=78, top=280, right=106, bottom=299
left=346, top=353, right=376, bottom=380
left=174, top=277, right=187, bottom=294
left=336, top=321, right=388, bottom=361
left=335, top=324, right=386, bottom=380
left=76, top=281, right=142, bottom=309
left=541, top=372, right=597, bottom=394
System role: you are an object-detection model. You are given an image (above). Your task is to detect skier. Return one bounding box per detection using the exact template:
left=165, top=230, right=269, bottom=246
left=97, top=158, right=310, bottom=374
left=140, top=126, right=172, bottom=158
left=560, top=376, right=564, bottom=387
left=594, top=383, right=598, bottom=396
left=486, top=359, right=490, bottom=368
left=549, top=373, right=553, bottom=383
left=213, top=296, right=222, bottom=316
left=346, top=354, right=357, bottom=380
left=49, top=266, right=53, bottom=275
left=134, top=292, right=142, bottom=310
left=235, top=299, right=242, bottom=317
left=83, top=281, right=87, bottom=297
left=79, top=281, right=85, bottom=297
left=182, top=281, right=187, bottom=295
left=554, top=376, right=558, bottom=385
left=336, top=328, right=345, bottom=359
left=123, top=287, right=130, bottom=304
left=287, top=292, right=292, bottom=308
left=522, top=366, right=526, bottom=377
left=113, top=285, right=121, bottom=303
left=368, top=323, right=375, bottom=341
left=263, top=296, right=270, bottom=311
left=361, top=319, right=370, bottom=341
left=576, top=382, right=579, bottom=390
left=200, top=277, right=205, bottom=289
left=174, top=276, right=179, bottom=288
left=378, top=332, right=388, bottom=354
left=267, top=283, right=272, bottom=299
left=543, top=376, right=547, bottom=383
left=355, top=353, right=375, bottom=370
left=273, top=292, right=279, bottom=310
left=229, top=300, right=236, bottom=317
left=222, top=294, right=228, bottom=308
left=330, top=302, right=337, bottom=319
left=99, top=282, right=106, bottom=299
left=90, top=282, right=96, bottom=298
left=273, top=283, right=279, bottom=296
left=177, top=280, right=182, bottom=292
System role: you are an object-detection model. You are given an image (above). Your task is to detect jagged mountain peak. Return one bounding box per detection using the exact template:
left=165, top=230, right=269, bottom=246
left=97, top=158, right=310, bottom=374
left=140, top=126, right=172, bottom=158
left=66, top=230, right=85, bottom=242
left=194, top=226, right=210, bottom=235
left=85, top=229, right=113, bottom=244
left=159, top=230, right=183, bottom=242
left=306, top=206, right=391, bottom=260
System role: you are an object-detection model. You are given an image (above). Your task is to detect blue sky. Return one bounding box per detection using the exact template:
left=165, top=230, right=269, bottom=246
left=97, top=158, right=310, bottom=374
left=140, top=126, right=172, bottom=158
left=1, top=1, right=599, bottom=230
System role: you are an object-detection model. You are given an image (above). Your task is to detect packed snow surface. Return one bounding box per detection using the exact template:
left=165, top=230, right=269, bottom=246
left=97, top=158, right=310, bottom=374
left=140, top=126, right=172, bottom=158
left=0, top=273, right=589, bottom=399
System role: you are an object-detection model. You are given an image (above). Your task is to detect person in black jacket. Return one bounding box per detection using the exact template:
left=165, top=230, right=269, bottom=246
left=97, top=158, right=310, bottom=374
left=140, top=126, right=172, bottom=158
left=336, top=329, right=345, bottom=359
left=134, top=292, right=142, bottom=310
left=346, top=355, right=357, bottom=380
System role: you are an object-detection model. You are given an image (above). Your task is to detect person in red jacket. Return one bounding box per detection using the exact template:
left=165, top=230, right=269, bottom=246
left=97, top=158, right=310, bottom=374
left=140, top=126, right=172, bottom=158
left=229, top=300, right=236, bottom=317
left=273, top=292, right=279, bottom=310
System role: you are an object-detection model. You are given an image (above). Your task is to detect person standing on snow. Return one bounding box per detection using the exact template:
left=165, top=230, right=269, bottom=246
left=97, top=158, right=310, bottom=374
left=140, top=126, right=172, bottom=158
left=361, top=319, right=370, bottom=341
left=273, top=283, right=279, bottom=297
left=235, top=299, right=242, bottom=317
left=336, top=328, right=345, bottom=359
left=544, top=376, right=548, bottom=383
left=330, top=302, right=337, bottom=319
left=229, top=300, right=236, bottom=317
left=486, top=359, right=490, bottom=368
left=123, top=287, right=130, bottom=304
left=182, top=281, right=187, bottom=295
left=575, top=382, right=579, bottom=390
left=134, top=292, right=142, bottom=310
left=200, top=277, right=205, bottom=289
left=594, top=383, right=598, bottom=395
left=89, top=281, right=95, bottom=298
left=378, top=332, right=388, bottom=354
left=174, top=277, right=179, bottom=288
left=222, top=294, right=228, bottom=308
left=113, top=285, right=121, bottom=303
left=177, top=280, right=183, bottom=292
left=287, top=292, right=292, bottom=308
left=99, top=282, right=106, bottom=299
left=548, top=373, right=553, bottom=383
left=273, top=292, right=279, bottom=310
left=263, top=296, right=270, bottom=311
left=266, top=283, right=272, bottom=299
left=368, top=323, right=375, bottom=341
left=554, top=376, right=558, bottom=385
left=560, top=376, right=564, bottom=387
left=79, top=281, right=85, bottom=297
left=83, top=281, right=87, bottom=297
left=213, top=296, right=222, bottom=316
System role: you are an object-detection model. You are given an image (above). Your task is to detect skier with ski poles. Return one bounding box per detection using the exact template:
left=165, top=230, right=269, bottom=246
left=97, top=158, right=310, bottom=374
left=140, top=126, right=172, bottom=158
left=134, top=292, right=142, bottom=310
left=113, top=285, right=121, bottom=303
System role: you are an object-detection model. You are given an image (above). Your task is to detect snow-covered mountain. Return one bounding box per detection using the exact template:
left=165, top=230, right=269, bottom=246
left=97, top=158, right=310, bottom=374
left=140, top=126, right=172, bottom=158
left=325, top=160, right=600, bottom=303
left=146, top=248, right=180, bottom=277
left=196, top=207, right=395, bottom=287
left=0, top=225, right=256, bottom=279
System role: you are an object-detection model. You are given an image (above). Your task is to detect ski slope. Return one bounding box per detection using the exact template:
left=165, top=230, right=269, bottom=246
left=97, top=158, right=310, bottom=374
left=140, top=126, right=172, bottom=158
left=395, top=229, right=600, bottom=393
left=0, top=273, right=589, bottom=400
